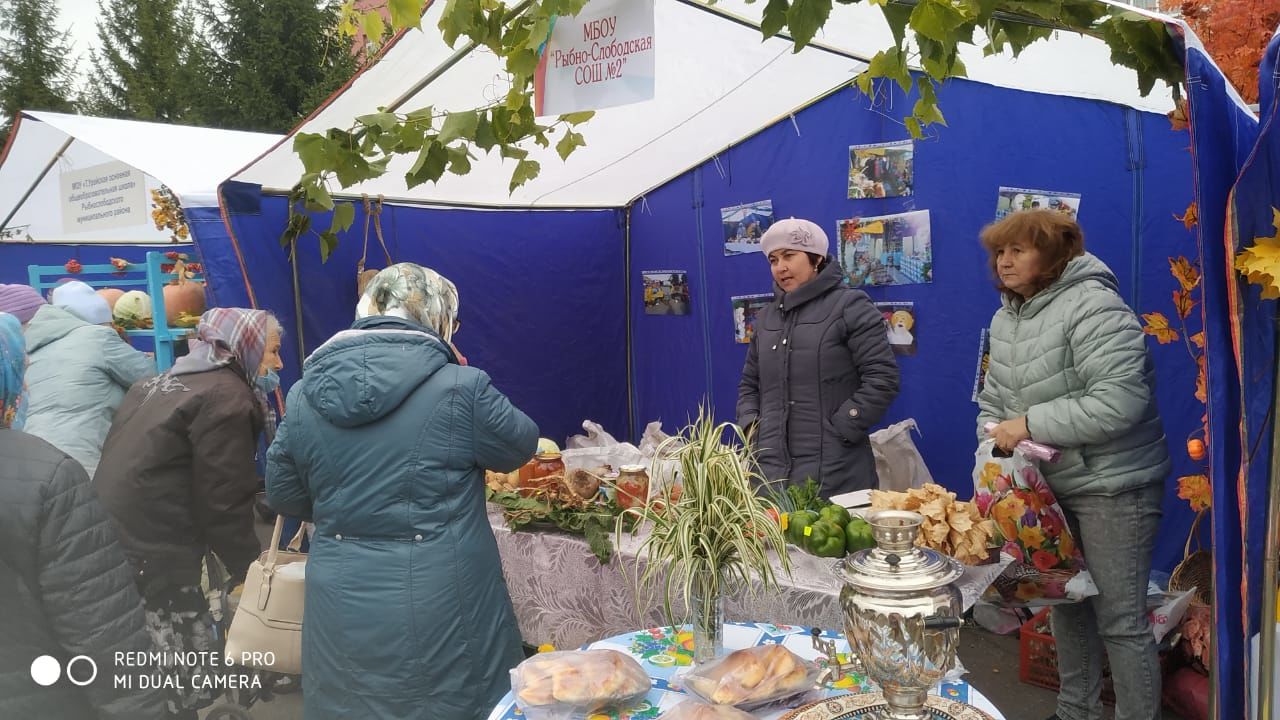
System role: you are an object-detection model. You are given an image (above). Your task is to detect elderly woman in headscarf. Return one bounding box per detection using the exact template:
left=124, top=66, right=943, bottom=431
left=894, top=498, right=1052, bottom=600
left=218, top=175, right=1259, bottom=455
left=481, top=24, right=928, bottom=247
left=95, top=308, right=283, bottom=719
left=266, top=263, right=538, bottom=720
left=0, top=313, right=168, bottom=719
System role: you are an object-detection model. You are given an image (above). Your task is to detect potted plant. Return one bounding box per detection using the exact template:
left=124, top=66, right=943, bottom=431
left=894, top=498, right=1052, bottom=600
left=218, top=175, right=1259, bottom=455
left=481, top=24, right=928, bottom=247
left=622, top=409, right=790, bottom=664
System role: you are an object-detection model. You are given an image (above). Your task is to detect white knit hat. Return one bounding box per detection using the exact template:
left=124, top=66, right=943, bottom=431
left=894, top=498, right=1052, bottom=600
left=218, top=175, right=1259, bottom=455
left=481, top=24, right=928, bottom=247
left=51, top=280, right=112, bottom=325
left=761, top=218, right=830, bottom=257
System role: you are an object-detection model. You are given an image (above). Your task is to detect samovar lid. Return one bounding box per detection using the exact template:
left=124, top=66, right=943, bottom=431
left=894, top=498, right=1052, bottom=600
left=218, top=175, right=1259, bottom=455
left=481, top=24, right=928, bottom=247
left=835, top=510, right=963, bottom=592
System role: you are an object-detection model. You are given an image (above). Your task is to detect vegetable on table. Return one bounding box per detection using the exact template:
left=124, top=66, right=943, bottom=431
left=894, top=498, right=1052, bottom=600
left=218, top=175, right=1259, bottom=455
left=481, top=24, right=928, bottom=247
left=803, top=519, right=846, bottom=558
left=785, top=510, right=818, bottom=546
left=845, top=517, right=875, bottom=553
left=819, top=504, right=851, bottom=528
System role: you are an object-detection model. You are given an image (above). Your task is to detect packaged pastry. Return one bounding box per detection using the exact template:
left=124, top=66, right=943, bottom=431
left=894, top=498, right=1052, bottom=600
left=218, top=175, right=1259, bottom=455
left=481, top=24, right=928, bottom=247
left=511, top=649, right=649, bottom=719
left=661, top=699, right=758, bottom=720
left=682, top=644, right=818, bottom=709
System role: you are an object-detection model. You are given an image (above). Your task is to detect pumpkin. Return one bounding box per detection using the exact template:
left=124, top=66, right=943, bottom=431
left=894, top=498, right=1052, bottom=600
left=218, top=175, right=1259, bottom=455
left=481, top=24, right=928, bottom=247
left=96, top=287, right=125, bottom=311
left=113, top=290, right=152, bottom=328
left=1187, top=438, right=1206, bottom=462
left=162, top=278, right=206, bottom=325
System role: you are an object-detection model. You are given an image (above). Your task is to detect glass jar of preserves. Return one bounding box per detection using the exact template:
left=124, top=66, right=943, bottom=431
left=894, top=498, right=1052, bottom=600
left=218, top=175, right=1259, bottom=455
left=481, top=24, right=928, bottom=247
left=616, top=464, right=650, bottom=510
left=519, top=451, right=564, bottom=497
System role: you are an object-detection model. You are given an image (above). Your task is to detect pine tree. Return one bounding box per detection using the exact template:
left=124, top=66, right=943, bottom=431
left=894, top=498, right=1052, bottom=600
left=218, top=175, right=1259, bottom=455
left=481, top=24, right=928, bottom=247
left=201, top=0, right=355, bottom=133
left=0, top=0, right=78, bottom=143
left=83, top=0, right=214, bottom=123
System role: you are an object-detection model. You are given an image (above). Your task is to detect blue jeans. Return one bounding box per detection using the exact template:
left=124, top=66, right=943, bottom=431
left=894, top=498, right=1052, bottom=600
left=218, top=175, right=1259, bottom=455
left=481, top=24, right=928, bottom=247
left=1051, top=483, right=1163, bottom=720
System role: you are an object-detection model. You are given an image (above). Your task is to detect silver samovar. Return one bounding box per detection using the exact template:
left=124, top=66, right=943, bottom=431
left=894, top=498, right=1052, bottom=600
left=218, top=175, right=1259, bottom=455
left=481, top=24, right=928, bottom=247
left=834, top=510, right=964, bottom=720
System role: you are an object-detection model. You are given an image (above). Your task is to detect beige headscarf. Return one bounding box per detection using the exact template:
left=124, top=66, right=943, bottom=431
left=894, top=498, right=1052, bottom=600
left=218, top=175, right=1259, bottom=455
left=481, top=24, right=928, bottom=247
left=356, top=263, right=460, bottom=343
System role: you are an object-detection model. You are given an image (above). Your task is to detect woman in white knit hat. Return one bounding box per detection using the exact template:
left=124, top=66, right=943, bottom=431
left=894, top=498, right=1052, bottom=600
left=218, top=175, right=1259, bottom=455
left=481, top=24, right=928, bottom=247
left=736, top=218, right=900, bottom=496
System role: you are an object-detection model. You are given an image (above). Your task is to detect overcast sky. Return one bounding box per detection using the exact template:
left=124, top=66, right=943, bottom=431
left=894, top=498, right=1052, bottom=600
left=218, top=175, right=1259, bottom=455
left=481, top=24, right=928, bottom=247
left=55, top=0, right=105, bottom=71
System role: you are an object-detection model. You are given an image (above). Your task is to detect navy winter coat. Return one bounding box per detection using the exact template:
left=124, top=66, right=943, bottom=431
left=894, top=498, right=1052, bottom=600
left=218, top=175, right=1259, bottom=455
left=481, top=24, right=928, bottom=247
left=266, top=317, right=538, bottom=720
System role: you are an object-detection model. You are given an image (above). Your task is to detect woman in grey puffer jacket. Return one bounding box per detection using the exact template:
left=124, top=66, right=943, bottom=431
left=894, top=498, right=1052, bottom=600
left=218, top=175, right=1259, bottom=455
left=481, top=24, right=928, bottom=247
left=976, top=210, right=1170, bottom=720
left=737, top=218, right=900, bottom=496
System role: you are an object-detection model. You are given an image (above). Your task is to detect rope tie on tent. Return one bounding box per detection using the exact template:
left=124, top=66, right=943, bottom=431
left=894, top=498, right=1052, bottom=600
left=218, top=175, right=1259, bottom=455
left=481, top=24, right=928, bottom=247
left=639, top=196, right=652, bottom=215
left=357, top=194, right=394, bottom=296
left=712, top=154, right=727, bottom=180
left=789, top=113, right=801, bottom=137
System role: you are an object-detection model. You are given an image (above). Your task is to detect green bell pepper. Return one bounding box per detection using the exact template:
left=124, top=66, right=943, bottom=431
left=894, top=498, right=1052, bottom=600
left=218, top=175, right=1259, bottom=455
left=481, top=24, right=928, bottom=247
left=845, top=517, right=875, bottom=553
left=786, top=510, right=819, bottom=545
left=803, top=519, right=847, bottom=557
left=819, top=504, right=852, bottom=528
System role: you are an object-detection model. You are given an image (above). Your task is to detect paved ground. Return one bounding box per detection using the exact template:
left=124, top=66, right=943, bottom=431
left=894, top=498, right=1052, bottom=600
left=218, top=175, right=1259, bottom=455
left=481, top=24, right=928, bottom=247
left=206, top=518, right=1184, bottom=719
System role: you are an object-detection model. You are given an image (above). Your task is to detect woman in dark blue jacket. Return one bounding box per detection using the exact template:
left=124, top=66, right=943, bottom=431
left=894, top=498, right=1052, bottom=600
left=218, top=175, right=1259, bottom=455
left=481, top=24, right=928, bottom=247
left=266, top=263, right=538, bottom=720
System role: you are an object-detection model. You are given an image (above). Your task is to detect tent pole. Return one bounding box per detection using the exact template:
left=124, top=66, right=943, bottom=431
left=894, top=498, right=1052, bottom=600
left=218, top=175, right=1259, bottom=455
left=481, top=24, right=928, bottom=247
left=1259, top=318, right=1280, bottom=720
left=0, top=136, right=73, bottom=233
left=289, top=237, right=307, bottom=364
left=383, top=0, right=535, bottom=115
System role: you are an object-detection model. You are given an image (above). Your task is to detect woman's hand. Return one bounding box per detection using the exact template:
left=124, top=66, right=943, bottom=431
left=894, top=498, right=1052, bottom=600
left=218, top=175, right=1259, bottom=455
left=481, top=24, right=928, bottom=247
left=990, top=416, right=1031, bottom=452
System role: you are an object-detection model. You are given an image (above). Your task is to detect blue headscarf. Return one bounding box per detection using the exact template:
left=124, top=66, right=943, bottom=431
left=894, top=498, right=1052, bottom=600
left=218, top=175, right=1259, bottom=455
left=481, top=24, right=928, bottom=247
left=0, top=312, right=26, bottom=430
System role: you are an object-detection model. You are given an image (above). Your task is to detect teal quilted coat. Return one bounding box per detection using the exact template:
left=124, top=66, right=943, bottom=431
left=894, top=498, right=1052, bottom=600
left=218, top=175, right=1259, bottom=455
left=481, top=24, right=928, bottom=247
left=266, top=316, right=537, bottom=719
left=976, top=253, right=1170, bottom=497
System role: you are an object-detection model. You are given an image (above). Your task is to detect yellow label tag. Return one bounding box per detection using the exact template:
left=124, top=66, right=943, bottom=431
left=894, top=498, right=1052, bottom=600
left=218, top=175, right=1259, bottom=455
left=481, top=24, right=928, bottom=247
left=804, top=525, right=813, bottom=537
left=781, top=513, right=790, bottom=530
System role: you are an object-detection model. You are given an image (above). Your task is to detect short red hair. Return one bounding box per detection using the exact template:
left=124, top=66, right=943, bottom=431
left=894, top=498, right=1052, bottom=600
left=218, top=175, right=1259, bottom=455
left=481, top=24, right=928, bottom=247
left=980, top=210, right=1084, bottom=295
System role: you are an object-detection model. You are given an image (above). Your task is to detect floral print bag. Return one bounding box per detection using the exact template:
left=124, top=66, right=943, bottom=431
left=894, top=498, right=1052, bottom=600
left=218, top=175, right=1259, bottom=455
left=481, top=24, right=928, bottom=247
left=973, top=440, right=1092, bottom=607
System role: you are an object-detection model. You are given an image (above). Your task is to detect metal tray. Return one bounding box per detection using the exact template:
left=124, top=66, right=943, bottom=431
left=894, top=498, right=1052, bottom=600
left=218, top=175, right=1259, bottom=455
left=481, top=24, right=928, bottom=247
left=780, top=693, right=997, bottom=720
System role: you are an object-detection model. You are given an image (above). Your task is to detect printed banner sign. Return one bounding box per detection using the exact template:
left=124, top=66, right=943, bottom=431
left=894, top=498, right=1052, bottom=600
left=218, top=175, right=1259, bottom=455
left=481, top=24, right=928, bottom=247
left=534, top=0, right=656, bottom=117
left=59, top=160, right=147, bottom=234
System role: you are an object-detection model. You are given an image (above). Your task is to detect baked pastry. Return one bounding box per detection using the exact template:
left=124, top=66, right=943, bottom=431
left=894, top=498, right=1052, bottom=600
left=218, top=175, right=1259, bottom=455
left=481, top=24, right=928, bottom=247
left=514, top=649, right=649, bottom=710
left=662, top=699, right=757, bottom=720
left=683, top=645, right=814, bottom=706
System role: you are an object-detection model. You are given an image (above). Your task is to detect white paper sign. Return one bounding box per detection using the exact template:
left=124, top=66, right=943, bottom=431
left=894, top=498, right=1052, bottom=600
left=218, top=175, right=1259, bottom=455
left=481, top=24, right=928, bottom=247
left=59, top=160, right=147, bottom=233
left=535, top=0, right=655, bottom=117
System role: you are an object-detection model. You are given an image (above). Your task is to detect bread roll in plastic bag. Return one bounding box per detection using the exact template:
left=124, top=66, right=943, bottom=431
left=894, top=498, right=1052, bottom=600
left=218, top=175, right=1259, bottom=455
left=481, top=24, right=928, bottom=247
left=681, top=645, right=819, bottom=710
left=511, top=649, right=649, bottom=720
left=662, top=699, right=758, bottom=720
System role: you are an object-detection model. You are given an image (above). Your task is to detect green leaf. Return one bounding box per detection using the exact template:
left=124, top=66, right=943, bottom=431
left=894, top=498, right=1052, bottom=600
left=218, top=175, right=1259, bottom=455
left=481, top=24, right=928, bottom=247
left=904, top=115, right=923, bottom=138
left=787, top=0, right=833, bottom=50
left=389, top=0, right=425, bottom=30
left=760, top=0, right=789, bottom=38
left=500, top=144, right=529, bottom=161
left=508, top=48, right=540, bottom=79
left=447, top=146, right=473, bottom=175
left=508, top=158, right=541, bottom=193
left=555, top=130, right=586, bottom=161
left=405, top=105, right=435, bottom=125
left=406, top=142, right=449, bottom=187
left=909, top=0, right=967, bottom=44
left=361, top=10, right=386, bottom=45
left=330, top=202, right=356, bottom=233
left=474, top=114, right=498, bottom=151
left=293, top=133, right=331, bottom=174
left=881, top=3, right=913, bottom=47
left=1005, top=0, right=1065, bottom=22
left=854, top=71, right=875, bottom=96
left=866, top=47, right=911, bottom=93
left=357, top=112, right=399, bottom=132
left=559, top=110, right=595, bottom=126
left=304, top=182, right=334, bottom=212
left=319, top=232, right=338, bottom=262
left=437, top=110, right=479, bottom=145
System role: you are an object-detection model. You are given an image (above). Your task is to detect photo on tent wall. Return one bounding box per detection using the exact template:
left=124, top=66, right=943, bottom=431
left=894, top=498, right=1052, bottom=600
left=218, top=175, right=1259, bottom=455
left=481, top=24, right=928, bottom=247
left=731, top=293, right=773, bottom=344
left=994, top=187, right=1081, bottom=220
left=971, top=328, right=991, bottom=403
left=642, top=271, right=691, bottom=316
left=721, top=200, right=775, bottom=256
left=848, top=140, right=914, bottom=199
left=837, top=210, right=932, bottom=288
left=875, top=302, right=917, bottom=356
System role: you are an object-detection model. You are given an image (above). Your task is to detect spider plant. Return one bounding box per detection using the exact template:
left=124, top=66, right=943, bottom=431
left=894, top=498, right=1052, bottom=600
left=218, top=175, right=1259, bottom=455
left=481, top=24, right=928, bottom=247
left=621, top=407, right=790, bottom=662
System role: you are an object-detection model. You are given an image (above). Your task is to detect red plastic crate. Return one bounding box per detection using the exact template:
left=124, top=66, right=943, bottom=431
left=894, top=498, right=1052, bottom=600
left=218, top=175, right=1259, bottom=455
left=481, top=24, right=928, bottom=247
left=1019, top=607, right=1116, bottom=705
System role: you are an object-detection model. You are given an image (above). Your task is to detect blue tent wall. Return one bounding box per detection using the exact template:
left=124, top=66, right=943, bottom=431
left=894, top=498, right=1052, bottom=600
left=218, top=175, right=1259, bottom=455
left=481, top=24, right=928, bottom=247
left=0, top=242, right=195, bottom=285
left=214, top=182, right=628, bottom=446
left=628, top=79, right=1201, bottom=573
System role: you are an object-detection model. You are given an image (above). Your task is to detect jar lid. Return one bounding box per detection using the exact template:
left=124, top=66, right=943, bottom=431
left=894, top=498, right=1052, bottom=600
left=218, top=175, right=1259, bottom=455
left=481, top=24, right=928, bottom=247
left=619, top=464, right=647, bottom=473
left=834, top=510, right=963, bottom=593
left=535, top=450, right=562, bottom=460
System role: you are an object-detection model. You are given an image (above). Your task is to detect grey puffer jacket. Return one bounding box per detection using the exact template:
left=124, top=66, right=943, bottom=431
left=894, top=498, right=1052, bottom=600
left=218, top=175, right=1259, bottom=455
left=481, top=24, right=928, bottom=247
left=737, top=259, right=900, bottom=495
left=976, top=252, right=1171, bottom=497
left=0, top=429, right=167, bottom=720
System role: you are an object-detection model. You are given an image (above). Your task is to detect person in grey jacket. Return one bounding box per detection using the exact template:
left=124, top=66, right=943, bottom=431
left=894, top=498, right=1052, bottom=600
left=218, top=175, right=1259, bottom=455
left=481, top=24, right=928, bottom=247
left=266, top=263, right=537, bottom=720
left=737, top=218, right=900, bottom=495
left=976, top=210, right=1170, bottom=720
left=23, top=284, right=154, bottom=478
left=0, top=312, right=167, bottom=720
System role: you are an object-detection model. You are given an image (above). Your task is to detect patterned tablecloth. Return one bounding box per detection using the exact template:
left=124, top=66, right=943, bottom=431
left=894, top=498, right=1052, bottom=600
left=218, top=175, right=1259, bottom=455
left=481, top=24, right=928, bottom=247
left=489, top=506, right=849, bottom=651
left=484, top=622, right=1005, bottom=720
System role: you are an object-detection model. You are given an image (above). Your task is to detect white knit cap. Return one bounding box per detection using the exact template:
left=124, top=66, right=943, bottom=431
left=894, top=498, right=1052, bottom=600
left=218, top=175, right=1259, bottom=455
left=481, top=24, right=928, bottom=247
left=761, top=218, right=830, bottom=257
left=51, top=280, right=112, bottom=325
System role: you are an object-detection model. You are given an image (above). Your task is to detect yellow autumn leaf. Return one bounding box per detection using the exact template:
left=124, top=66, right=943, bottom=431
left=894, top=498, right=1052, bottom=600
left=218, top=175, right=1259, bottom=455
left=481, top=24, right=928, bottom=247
left=1169, top=256, right=1201, bottom=291
left=1190, top=331, right=1206, bottom=349
left=1175, top=202, right=1199, bottom=231
left=1196, top=355, right=1207, bottom=404
left=1173, top=289, right=1196, bottom=320
left=1235, top=207, right=1280, bottom=299
left=1142, top=312, right=1180, bottom=344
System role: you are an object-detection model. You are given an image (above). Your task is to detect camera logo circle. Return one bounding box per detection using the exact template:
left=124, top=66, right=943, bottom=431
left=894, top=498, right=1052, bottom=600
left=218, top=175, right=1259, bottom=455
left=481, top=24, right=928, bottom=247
left=30, top=655, right=60, bottom=686
left=66, top=656, right=98, bottom=686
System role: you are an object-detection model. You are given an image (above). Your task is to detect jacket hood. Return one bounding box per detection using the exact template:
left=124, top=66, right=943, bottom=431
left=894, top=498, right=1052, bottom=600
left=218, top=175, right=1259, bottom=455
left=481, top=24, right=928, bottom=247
left=300, top=317, right=454, bottom=428
left=1004, top=252, right=1120, bottom=317
left=23, top=304, right=92, bottom=353
left=775, top=255, right=843, bottom=311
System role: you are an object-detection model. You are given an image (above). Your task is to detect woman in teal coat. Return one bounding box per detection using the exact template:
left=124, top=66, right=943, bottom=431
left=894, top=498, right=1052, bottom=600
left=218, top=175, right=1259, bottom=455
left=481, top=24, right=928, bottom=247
left=266, top=263, right=538, bottom=720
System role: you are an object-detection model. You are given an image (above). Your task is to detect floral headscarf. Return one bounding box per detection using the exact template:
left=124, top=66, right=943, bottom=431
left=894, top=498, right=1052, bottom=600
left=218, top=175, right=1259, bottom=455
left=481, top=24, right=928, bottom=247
left=171, top=308, right=270, bottom=382
left=356, top=263, right=459, bottom=343
left=0, top=312, right=26, bottom=429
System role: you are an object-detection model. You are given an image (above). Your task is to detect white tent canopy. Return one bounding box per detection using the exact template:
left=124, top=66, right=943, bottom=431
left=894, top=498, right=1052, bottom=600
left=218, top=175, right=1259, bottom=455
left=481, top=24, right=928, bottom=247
left=0, top=111, right=279, bottom=244
left=233, top=0, right=1196, bottom=209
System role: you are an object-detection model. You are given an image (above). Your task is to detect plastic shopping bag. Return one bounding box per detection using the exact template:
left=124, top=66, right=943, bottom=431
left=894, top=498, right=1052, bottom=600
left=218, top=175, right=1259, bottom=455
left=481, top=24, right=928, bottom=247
left=973, top=440, right=1095, bottom=607
left=869, top=418, right=933, bottom=492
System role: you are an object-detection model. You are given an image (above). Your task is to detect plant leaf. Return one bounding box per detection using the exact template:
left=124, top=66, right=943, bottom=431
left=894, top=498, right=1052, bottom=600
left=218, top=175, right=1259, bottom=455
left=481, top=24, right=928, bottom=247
left=1169, top=256, right=1200, bottom=291
left=1173, top=288, right=1196, bottom=320
left=1141, top=311, right=1179, bottom=344
left=555, top=130, right=586, bottom=161
left=509, top=158, right=541, bottom=193
left=438, top=110, right=479, bottom=145
left=1174, top=201, right=1199, bottom=231
left=330, top=201, right=356, bottom=234
left=787, top=0, right=834, bottom=50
